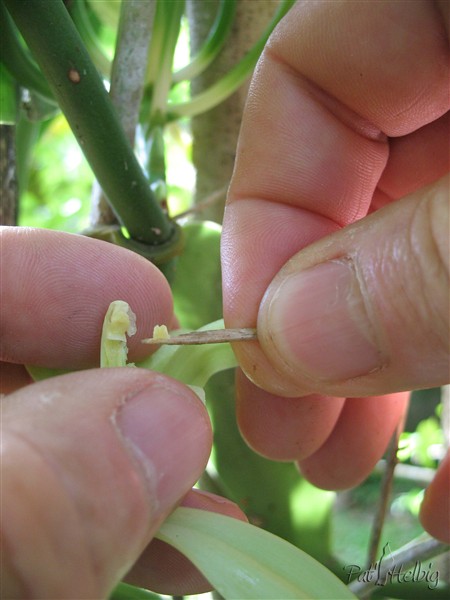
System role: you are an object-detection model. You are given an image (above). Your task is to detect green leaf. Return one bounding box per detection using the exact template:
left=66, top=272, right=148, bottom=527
left=86, top=0, right=121, bottom=30
left=157, top=507, right=356, bottom=600
left=205, top=370, right=336, bottom=567
left=173, top=0, right=237, bottom=83
left=1, top=2, right=55, bottom=102
left=69, top=0, right=112, bottom=77
left=171, top=220, right=223, bottom=329
left=26, top=364, right=70, bottom=382
left=146, top=0, right=184, bottom=124
left=169, top=0, right=296, bottom=118
left=109, top=582, right=162, bottom=600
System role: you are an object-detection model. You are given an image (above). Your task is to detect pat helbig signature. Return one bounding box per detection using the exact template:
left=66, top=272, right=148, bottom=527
left=344, top=542, right=440, bottom=590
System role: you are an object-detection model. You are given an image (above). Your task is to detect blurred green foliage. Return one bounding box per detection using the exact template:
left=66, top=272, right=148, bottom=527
left=399, top=415, right=444, bottom=469
left=18, top=115, right=93, bottom=231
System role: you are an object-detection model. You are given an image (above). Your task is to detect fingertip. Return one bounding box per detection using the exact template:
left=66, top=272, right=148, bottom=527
left=297, top=393, right=409, bottom=490
left=181, top=488, right=248, bottom=523
left=420, top=453, right=450, bottom=543
left=236, top=368, right=345, bottom=461
left=0, top=228, right=174, bottom=369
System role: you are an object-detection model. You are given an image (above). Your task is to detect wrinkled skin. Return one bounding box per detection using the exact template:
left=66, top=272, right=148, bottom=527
left=1, top=2, right=449, bottom=598
left=1, top=229, right=246, bottom=598
left=222, top=0, right=449, bottom=542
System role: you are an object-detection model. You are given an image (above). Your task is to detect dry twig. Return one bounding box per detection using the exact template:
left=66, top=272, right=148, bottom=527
left=142, top=327, right=257, bottom=345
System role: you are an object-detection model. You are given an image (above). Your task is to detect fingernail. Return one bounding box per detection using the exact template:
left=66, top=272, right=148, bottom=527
left=263, top=260, right=384, bottom=381
left=116, top=381, right=210, bottom=514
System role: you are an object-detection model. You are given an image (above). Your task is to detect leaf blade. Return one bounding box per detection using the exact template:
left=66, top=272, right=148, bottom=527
left=157, top=508, right=356, bottom=600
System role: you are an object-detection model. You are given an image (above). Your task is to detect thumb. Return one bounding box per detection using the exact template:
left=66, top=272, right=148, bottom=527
left=256, top=175, right=449, bottom=398
left=1, top=369, right=211, bottom=599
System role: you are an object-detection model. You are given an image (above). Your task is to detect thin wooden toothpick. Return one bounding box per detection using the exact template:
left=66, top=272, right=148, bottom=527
left=141, top=328, right=257, bottom=345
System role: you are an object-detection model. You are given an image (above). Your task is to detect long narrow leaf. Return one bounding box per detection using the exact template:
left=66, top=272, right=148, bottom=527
left=169, top=0, right=295, bottom=118
left=173, top=0, right=237, bottom=83
left=157, top=507, right=356, bottom=600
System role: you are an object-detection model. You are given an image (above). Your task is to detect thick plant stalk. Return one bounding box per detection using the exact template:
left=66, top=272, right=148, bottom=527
left=5, top=0, right=173, bottom=246
left=110, top=1, right=156, bottom=144
left=186, top=0, right=283, bottom=222
left=91, top=0, right=157, bottom=229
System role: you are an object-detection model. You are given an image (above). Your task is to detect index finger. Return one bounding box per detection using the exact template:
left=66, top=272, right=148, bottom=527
left=0, top=227, right=174, bottom=370
left=222, top=0, right=449, bottom=391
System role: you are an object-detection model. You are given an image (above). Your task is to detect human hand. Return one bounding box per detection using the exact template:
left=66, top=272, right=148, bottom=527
left=0, top=227, right=243, bottom=598
left=222, top=1, right=449, bottom=542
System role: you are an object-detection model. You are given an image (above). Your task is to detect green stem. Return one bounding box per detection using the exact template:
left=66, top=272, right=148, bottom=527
left=4, top=0, right=174, bottom=245
left=169, top=0, right=295, bottom=119
left=172, top=0, right=236, bottom=83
